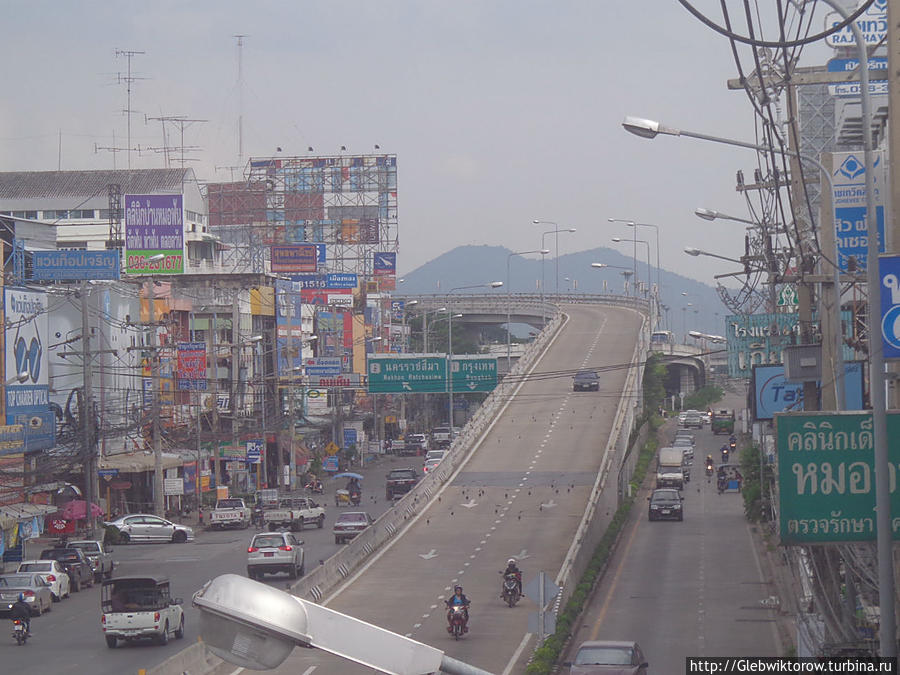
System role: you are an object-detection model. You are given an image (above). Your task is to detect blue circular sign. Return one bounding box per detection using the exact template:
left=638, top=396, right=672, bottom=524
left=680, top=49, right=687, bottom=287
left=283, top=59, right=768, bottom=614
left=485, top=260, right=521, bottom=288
left=881, top=304, right=900, bottom=350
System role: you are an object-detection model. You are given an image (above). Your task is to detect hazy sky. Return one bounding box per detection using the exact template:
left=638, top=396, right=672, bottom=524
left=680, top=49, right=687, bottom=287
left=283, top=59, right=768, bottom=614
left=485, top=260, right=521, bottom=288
left=1, top=1, right=833, bottom=285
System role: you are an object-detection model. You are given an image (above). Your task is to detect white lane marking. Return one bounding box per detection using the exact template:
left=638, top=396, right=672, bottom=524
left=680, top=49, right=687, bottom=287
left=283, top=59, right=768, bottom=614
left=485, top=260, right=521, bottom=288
left=419, top=549, right=438, bottom=560
left=430, top=604, right=438, bottom=609
left=540, top=499, right=558, bottom=509
left=414, top=623, right=422, bottom=628
left=502, top=633, right=534, bottom=675
left=301, top=668, right=317, bottom=675
left=461, top=499, right=478, bottom=509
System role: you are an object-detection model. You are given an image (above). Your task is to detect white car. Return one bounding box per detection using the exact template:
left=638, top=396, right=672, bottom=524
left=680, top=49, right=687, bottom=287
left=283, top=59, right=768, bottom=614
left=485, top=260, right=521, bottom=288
left=104, top=514, right=194, bottom=544
left=423, top=457, right=442, bottom=474
left=425, top=449, right=447, bottom=463
left=17, top=559, right=70, bottom=602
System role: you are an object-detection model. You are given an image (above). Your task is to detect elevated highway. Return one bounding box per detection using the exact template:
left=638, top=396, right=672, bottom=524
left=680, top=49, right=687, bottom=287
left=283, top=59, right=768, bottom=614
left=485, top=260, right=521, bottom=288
left=265, top=302, right=647, bottom=674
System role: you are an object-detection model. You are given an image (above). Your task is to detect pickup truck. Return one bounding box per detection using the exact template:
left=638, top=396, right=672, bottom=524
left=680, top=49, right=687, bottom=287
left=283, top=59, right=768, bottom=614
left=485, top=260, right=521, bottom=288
left=386, top=468, right=420, bottom=500
left=101, top=575, right=184, bottom=648
left=209, top=498, right=250, bottom=530
left=68, top=539, right=114, bottom=582
left=264, top=497, right=326, bottom=532
left=39, top=547, right=94, bottom=592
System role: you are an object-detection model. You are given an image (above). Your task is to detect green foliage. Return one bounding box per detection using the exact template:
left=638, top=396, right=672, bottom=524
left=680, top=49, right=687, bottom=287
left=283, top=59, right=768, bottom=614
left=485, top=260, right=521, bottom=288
left=740, top=443, right=770, bottom=523
left=525, top=428, right=659, bottom=674
left=642, top=353, right=668, bottom=412
left=682, top=385, right=723, bottom=411
left=103, top=524, right=123, bottom=545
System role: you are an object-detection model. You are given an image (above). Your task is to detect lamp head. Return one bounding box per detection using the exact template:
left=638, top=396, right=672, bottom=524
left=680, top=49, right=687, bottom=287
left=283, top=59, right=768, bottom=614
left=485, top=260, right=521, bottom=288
left=405, top=300, right=419, bottom=307
left=695, top=208, right=718, bottom=221
left=539, top=249, right=550, bottom=255
left=684, top=247, right=701, bottom=256
left=590, top=263, right=606, bottom=269
left=147, top=253, right=165, bottom=263
left=489, top=281, right=503, bottom=288
left=611, top=237, right=623, bottom=243
left=688, top=331, right=703, bottom=339
left=622, top=116, right=661, bottom=139
left=532, top=219, right=540, bottom=224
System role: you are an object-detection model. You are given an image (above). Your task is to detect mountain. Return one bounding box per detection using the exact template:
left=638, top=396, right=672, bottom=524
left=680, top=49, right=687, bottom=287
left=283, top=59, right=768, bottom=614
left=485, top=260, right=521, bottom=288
left=397, top=245, right=727, bottom=339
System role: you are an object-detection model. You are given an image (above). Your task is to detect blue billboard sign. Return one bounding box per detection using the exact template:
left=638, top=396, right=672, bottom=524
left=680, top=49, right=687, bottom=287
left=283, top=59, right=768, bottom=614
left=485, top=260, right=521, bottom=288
left=879, top=254, right=900, bottom=359
left=751, top=362, right=864, bottom=421
left=275, top=279, right=303, bottom=377
left=15, top=410, right=55, bottom=452
left=831, top=152, right=886, bottom=272
left=326, top=273, right=357, bottom=289
left=343, top=428, right=357, bottom=448
left=4, top=288, right=50, bottom=419
left=245, top=439, right=263, bottom=464
left=31, top=250, right=120, bottom=281
left=827, top=57, right=888, bottom=72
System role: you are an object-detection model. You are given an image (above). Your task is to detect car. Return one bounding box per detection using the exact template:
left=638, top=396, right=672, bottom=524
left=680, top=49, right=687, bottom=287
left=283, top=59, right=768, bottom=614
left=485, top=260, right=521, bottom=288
left=0, top=573, right=53, bottom=616
left=39, top=547, right=94, bottom=591
left=101, top=576, right=184, bottom=648
left=564, top=640, right=649, bottom=674
left=385, top=467, right=420, bottom=500
left=404, top=433, right=429, bottom=455
left=682, top=412, right=704, bottom=429
left=573, top=369, right=600, bottom=392
left=425, top=449, right=447, bottom=463
left=17, top=559, right=71, bottom=601
left=333, top=511, right=375, bottom=544
left=648, top=488, right=684, bottom=521
left=431, top=426, right=452, bottom=447
left=67, top=540, right=115, bottom=582
left=246, top=531, right=305, bottom=580
left=677, top=411, right=688, bottom=425
left=105, top=514, right=194, bottom=543
left=423, top=457, right=442, bottom=474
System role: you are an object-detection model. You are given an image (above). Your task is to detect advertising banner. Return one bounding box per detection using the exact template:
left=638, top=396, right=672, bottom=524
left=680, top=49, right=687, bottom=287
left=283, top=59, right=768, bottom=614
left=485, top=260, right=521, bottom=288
left=124, top=194, right=184, bottom=275
left=275, top=278, right=303, bottom=377
left=751, top=362, right=865, bottom=421
left=5, top=288, right=49, bottom=421
left=830, top=151, right=886, bottom=272
left=0, top=424, right=25, bottom=457
left=271, top=245, right=317, bottom=273
left=776, top=411, right=900, bottom=544
left=373, top=252, right=396, bottom=276
left=14, top=410, right=55, bottom=452
left=182, top=461, right=197, bottom=494
left=31, top=250, right=120, bottom=281
left=176, top=342, right=207, bottom=391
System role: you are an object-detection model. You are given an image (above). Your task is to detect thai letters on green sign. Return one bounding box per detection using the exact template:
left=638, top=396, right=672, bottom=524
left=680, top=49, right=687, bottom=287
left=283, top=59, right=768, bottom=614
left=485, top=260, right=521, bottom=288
left=775, top=411, right=900, bottom=544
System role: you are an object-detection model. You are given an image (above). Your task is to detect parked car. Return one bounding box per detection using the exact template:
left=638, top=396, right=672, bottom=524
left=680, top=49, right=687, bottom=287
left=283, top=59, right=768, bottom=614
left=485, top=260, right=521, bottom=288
left=0, top=573, right=53, bottom=615
left=100, top=575, right=184, bottom=648
left=246, top=531, right=305, bottom=580
left=67, top=540, right=115, bottom=582
left=105, top=514, right=194, bottom=544
left=16, top=559, right=71, bottom=601
left=333, top=511, right=374, bottom=544
left=648, top=488, right=684, bottom=522
left=564, top=640, right=649, bottom=674
left=39, top=547, right=94, bottom=591
left=573, top=369, right=600, bottom=392
left=682, top=411, right=704, bottom=429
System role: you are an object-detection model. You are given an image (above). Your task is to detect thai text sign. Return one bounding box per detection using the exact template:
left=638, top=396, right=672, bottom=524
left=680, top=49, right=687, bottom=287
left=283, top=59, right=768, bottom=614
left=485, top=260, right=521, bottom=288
left=830, top=151, right=886, bottom=272
left=31, top=250, right=120, bottom=281
left=367, top=355, right=447, bottom=393
left=176, top=342, right=207, bottom=391
left=124, top=194, right=184, bottom=275
left=271, top=245, right=317, bottom=273
left=451, top=355, right=498, bottom=392
left=776, top=411, right=900, bottom=543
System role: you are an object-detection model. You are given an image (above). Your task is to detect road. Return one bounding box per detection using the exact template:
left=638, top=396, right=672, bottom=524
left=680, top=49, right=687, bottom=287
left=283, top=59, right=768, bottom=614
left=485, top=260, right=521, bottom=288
left=261, top=304, right=644, bottom=674
left=563, top=396, right=780, bottom=675
left=0, top=454, right=413, bottom=675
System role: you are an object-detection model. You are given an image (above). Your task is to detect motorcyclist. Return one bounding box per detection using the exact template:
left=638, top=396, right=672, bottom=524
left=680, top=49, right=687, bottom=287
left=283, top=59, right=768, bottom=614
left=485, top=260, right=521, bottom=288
left=345, top=477, right=360, bottom=493
left=705, top=454, right=714, bottom=468
left=502, top=557, right=523, bottom=596
left=10, top=593, right=31, bottom=635
left=445, top=585, right=470, bottom=632
left=720, top=443, right=730, bottom=463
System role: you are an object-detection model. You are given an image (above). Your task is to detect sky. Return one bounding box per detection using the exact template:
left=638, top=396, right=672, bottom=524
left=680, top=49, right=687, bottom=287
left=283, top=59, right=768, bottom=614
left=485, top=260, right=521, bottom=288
left=0, top=1, right=836, bottom=286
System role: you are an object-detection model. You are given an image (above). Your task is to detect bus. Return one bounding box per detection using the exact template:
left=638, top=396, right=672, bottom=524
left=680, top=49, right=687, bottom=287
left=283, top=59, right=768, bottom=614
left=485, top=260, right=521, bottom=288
left=650, top=330, right=675, bottom=348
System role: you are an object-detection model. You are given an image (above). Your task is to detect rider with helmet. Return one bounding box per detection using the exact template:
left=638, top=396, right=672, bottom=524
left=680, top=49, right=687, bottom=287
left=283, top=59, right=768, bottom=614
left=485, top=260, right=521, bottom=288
left=503, top=557, right=523, bottom=596
left=445, top=585, right=470, bottom=632
left=10, top=592, right=32, bottom=635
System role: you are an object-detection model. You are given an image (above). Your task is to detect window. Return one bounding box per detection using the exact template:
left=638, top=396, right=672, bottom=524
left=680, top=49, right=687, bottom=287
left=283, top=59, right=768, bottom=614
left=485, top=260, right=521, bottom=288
left=43, top=210, right=69, bottom=219
left=58, top=242, right=88, bottom=250
left=71, top=209, right=95, bottom=219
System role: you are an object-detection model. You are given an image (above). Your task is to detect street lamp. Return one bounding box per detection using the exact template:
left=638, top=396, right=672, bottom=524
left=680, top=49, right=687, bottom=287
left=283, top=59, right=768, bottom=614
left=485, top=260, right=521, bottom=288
left=507, top=248, right=549, bottom=371
left=694, top=207, right=755, bottom=227
left=447, top=282, right=502, bottom=429
left=683, top=246, right=744, bottom=265
left=538, top=227, right=576, bottom=326
left=533, top=220, right=576, bottom=307
left=609, top=219, right=661, bottom=303
left=611, top=236, right=651, bottom=297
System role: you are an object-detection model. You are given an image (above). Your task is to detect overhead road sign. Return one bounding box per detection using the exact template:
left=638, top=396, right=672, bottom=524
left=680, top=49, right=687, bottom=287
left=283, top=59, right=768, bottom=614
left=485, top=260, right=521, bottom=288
left=827, top=57, right=888, bottom=72
left=451, top=355, right=498, bottom=392
left=879, top=254, right=900, bottom=359
left=30, top=250, right=120, bottom=281
left=367, top=354, right=447, bottom=394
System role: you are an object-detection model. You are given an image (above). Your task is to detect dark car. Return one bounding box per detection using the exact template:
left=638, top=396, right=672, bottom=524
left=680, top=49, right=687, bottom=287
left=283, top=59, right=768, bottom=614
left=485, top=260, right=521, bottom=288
left=333, top=511, right=375, bottom=544
left=385, top=468, right=420, bottom=500
left=39, top=547, right=94, bottom=591
left=648, top=488, right=683, bottom=522
left=573, top=370, right=600, bottom=392
left=565, top=640, right=649, bottom=674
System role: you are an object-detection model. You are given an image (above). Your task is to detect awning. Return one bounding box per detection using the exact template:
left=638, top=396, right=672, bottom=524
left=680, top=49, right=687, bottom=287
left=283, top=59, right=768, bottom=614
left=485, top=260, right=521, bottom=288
left=0, top=502, right=58, bottom=530
left=99, top=451, right=183, bottom=473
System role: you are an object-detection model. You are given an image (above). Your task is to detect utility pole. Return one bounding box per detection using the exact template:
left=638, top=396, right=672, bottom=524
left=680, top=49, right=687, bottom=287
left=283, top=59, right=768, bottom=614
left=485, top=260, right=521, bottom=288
left=80, top=282, right=97, bottom=536
left=148, top=280, right=164, bottom=517
left=231, top=300, right=240, bottom=492
left=209, top=310, right=221, bottom=489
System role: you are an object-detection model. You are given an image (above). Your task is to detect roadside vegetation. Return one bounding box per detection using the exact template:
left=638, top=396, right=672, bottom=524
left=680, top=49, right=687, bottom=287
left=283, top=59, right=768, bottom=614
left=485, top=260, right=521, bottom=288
left=681, top=385, right=724, bottom=412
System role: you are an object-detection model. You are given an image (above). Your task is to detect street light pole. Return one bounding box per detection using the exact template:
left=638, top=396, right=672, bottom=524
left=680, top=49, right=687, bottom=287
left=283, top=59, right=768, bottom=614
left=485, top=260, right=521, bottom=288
left=507, top=248, right=548, bottom=371
left=534, top=221, right=576, bottom=308
left=612, top=236, right=650, bottom=298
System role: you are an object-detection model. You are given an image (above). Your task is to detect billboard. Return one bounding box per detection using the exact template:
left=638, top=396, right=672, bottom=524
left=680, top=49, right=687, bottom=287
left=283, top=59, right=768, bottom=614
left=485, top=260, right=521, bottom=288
left=275, top=278, right=303, bottom=377
left=830, top=151, right=886, bottom=272
left=31, top=250, right=120, bottom=281
left=271, top=245, right=318, bottom=273
left=124, top=194, right=184, bottom=274
left=5, top=288, right=49, bottom=421
left=177, top=342, right=207, bottom=391
left=751, top=362, right=864, bottom=421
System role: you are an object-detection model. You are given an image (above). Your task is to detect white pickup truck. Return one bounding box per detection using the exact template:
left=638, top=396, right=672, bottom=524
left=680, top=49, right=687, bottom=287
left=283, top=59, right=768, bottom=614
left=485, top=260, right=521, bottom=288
left=264, top=497, right=326, bottom=532
left=101, top=575, right=185, bottom=648
left=209, top=498, right=250, bottom=530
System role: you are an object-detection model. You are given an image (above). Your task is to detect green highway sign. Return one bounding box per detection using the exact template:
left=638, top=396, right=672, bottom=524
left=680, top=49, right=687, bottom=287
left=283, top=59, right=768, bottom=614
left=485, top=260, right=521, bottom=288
left=776, top=411, right=900, bottom=544
left=367, top=355, right=447, bottom=394
left=451, top=355, right=498, bottom=392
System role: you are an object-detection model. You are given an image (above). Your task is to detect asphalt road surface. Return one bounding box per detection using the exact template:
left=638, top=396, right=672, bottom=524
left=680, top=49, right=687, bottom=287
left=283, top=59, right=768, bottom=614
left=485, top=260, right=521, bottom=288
left=563, top=396, right=780, bottom=675
left=0, top=454, right=413, bottom=675
left=258, top=304, right=644, bottom=674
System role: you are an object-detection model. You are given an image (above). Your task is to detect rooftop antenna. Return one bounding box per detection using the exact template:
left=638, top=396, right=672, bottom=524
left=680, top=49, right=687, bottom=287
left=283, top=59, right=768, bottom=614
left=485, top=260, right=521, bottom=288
left=115, top=48, right=146, bottom=170
left=234, top=34, right=248, bottom=163
left=146, top=114, right=208, bottom=168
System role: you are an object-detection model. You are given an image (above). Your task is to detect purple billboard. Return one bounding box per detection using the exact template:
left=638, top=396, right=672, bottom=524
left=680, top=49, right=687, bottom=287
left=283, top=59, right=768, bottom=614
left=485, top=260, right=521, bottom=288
left=124, top=194, right=184, bottom=275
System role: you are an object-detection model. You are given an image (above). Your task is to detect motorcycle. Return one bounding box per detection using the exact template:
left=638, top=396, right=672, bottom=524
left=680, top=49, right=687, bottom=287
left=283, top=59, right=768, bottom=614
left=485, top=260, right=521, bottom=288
left=500, top=571, right=521, bottom=608
left=251, top=505, right=265, bottom=527
left=446, top=604, right=469, bottom=640
left=349, top=489, right=361, bottom=507
left=12, top=619, right=27, bottom=646
left=304, top=480, right=324, bottom=495
left=705, top=463, right=714, bottom=477
left=721, top=448, right=729, bottom=463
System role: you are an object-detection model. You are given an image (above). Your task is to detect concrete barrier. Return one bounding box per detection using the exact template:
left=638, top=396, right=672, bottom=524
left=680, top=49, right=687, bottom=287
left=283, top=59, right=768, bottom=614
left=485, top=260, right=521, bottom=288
left=146, top=639, right=223, bottom=675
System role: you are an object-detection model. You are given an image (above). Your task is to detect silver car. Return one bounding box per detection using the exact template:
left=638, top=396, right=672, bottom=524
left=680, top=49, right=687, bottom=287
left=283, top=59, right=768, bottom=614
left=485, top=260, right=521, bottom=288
left=246, top=531, right=305, bottom=580
left=105, top=514, right=194, bottom=544
left=0, top=573, right=53, bottom=616
left=17, top=560, right=71, bottom=602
